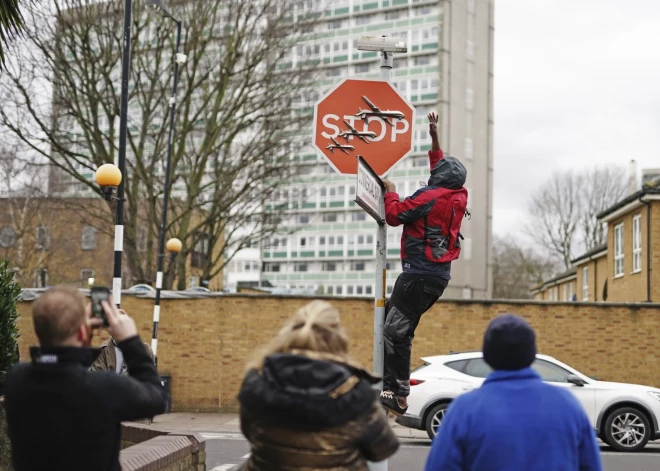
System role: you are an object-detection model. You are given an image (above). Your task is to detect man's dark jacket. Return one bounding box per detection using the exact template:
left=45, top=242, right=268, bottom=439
left=4, top=336, right=167, bottom=471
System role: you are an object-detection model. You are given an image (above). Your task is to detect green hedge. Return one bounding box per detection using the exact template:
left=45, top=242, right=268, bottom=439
left=0, top=260, right=19, bottom=470
left=0, top=260, right=20, bottom=383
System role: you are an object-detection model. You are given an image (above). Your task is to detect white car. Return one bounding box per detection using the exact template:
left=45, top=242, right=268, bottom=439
left=396, top=351, right=660, bottom=452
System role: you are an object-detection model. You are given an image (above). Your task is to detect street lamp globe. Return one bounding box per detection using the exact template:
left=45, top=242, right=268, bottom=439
left=166, top=238, right=182, bottom=254
left=96, top=164, right=122, bottom=200
left=96, top=164, right=122, bottom=187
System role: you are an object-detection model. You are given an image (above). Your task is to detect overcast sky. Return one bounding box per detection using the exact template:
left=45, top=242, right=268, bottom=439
left=493, top=0, right=660, bottom=239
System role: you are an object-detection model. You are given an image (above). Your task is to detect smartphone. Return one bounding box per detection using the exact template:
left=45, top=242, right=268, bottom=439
left=90, top=286, right=110, bottom=327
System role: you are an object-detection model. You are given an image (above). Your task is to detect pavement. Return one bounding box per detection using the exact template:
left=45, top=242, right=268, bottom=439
left=129, top=413, right=660, bottom=471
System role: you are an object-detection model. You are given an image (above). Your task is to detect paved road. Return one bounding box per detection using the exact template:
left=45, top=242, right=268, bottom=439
left=202, top=433, right=660, bottom=471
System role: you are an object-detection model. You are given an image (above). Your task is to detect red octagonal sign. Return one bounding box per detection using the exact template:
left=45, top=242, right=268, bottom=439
left=313, top=78, right=415, bottom=176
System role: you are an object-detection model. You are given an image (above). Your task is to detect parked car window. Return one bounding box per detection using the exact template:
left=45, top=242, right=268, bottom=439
left=464, top=359, right=492, bottom=378
left=532, top=359, right=572, bottom=383
left=444, top=360, right=468, bottom=373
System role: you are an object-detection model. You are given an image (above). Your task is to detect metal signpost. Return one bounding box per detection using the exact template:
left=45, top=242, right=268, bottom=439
left=312, top=35, right=411, bottom=471
left=355, top=156, right=387, bottom=399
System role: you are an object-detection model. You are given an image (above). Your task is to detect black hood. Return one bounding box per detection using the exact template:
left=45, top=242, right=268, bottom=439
left=428, top=155, right=467, bottom=189
left=238, top=353, right=379, bottom=430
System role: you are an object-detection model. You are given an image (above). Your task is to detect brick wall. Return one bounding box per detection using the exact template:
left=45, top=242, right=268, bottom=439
left=15, top=295, right=660, bottom=411
left=119, top=426, right=206, bottom=471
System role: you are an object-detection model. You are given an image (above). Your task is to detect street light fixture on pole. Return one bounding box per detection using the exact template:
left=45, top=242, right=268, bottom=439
left=146, top=0, right=187, bottom=364
left=356, top=34, right=407, bottom=471
left=109, top=0, right=135, bottom=309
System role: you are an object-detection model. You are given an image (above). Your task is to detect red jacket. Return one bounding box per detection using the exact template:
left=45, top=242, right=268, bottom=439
left=385, top=149, right=468, bottom=277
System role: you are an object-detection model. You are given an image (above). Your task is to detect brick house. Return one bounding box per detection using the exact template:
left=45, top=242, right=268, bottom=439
left=0, top=198, right=221, bottom=290
left=531, top=269, right=577, bottom=301
left=532, top=182, right=660, bottom=302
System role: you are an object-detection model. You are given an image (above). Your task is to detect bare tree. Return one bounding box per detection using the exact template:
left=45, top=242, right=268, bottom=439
left=0, top=0, right=319, bottom=289
left=0, top=144, right=52, bottom=286
left=492, top=235, right=558, bottom=300
left=526, top=166, right=627, bottom=270
left=580, top=166, right=628, bottom=249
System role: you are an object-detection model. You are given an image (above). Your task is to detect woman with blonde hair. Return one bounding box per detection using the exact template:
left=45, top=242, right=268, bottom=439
left=238, top=300, right=399, bottom=471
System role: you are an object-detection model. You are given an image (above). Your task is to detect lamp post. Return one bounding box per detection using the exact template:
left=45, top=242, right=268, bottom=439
left=110, top=0, right=135, bottom=308
left=96, top=163, right=123, bottom=298
left=148, top=237, right=182, bottom=363
left=146, top=0, right=186, bottom=364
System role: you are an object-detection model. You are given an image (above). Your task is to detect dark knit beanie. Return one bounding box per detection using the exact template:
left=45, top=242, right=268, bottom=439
left=482, top=314, right=537, bottom=371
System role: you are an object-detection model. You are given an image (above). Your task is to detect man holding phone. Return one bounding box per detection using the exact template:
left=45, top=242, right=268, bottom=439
left=3, top=287, right=167, bottom=471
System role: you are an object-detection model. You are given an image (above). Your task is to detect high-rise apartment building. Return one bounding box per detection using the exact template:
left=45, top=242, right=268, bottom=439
left=226, top=0, right=494, bottom=299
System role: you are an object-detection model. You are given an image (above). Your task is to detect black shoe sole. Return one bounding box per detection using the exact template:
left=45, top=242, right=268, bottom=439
left=381, top=403, right=408, bottom=417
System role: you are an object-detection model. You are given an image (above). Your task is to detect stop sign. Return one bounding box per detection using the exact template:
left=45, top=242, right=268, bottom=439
left=313, top=78, right=415, bottom=176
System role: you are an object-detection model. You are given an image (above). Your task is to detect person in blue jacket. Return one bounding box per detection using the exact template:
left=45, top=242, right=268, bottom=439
left=425, top=314, right=603, bottom=471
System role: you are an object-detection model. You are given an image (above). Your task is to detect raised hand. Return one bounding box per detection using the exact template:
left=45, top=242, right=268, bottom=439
left=428, top=112, right=439, bottom=136
left=102, top=296, right=138, bottom=342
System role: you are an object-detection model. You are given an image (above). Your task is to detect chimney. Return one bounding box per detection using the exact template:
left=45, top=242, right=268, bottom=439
left=628, top=160, right=638, bottom=194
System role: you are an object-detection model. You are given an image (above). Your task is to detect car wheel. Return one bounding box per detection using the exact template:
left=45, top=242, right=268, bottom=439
left=603, top=407, right=651, bottom=452
left=425, top=403, right=449, bottom=440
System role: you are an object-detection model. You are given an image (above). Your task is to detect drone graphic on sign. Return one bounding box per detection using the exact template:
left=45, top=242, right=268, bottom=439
left=326, top=136, right=354, bottom=154
left=339, top=119, right=377, bottom=143
left=313, top=78, right=415, bottom=176
left=354, top=96, right=405, bottom=126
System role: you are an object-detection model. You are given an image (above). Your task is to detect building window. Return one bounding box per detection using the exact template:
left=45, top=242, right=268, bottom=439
left=336, top=286, right=343, bottom=295
left=562, top=284, right=568, bottom=302
left=295, top=263, right=308, bottom=272
left=323, top=214, right=337, bottom=223
left=80, top=269, right=94, bottom=287
left=33, top=268, right=48, bottom=288
left=632, top=214, right=642, bottom=273
left=568, top=282, right=574, bottom=301
left=326, top=286, right=334, bottom=295
left=464, top=138, right=473, bottom=159
left=36, top=226, right=50, bottom=250
left=347, top=285, right=354, bottom=295
left=466, top=39, right=474, bottom=60
left=465, top=88, right=474, bottom=110
left=355, top=64, right=370, bottom=74
left=265, top=263, right=280, bottom=272
left=0, top=227, right=16, bottom=248
left=462, top=238, right=472, bottom=260
left=582, top=267, right=589, bottom=301
left=414, top=56, right=430, bottom=66
left=324, top=262, right=337, bottom=272
left=366, top=285, right=372, bottom=295
left=137, top=226, right=147, bottom=252
left=352, top=262, right=365, bottom=271
left=82, top=226, right=96, bottom=250
left=352, top=213, right=366, bottom=221
left=190, top=276, right=199, bottom=288
left=191, top=233, right=209, bottom=269
left=614, top=223, right=624, bottom=277
left=328, top=20, right=342, bottom=30
left=385, top=10, right=403, bottom=20
left=356, top=286, right=363, bottom=295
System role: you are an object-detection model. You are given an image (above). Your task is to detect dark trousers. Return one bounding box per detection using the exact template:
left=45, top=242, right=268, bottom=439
left=383, top=273, right=448, bottom=397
